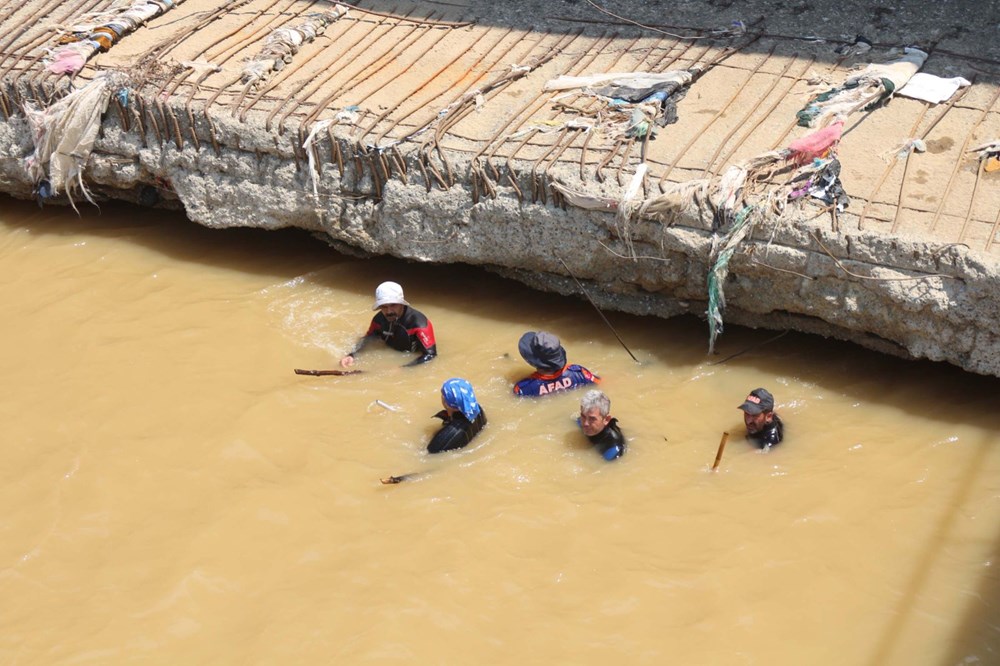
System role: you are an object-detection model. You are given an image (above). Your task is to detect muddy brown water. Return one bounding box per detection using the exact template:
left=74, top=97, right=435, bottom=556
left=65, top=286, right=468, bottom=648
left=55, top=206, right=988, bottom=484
left=1, top=196, right=999, bottom=665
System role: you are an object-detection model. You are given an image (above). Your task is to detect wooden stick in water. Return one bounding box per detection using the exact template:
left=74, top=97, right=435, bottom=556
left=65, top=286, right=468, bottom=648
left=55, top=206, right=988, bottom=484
left=711, top=431, right=730, bottom=471
left=381, top=472, right=421, bottom=484
left=294, top=368, right=363, bottom=376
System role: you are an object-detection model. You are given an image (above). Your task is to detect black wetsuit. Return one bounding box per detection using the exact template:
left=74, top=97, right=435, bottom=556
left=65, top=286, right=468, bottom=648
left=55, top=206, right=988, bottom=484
left=749, top=414, right=783, bottom=449
left=354, top=306, right=437, bottom=366
left=427, top=408, right=487, bottom=454
left=586, top=417, right=626, bottom=460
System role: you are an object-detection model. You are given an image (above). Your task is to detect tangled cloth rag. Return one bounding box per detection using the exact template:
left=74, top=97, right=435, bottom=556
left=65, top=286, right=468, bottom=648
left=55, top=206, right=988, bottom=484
left=636, top=178, right=711, bottom=223
left=301, top=119, right=333, bottom=197
left=545, top=69, right=695, bottom=138
left=807, top=159, right=850, bottom=211
left=549, top=181, right=618, bottom=211
left=47, top=0, right=188, bottom=75
left=24, top=74, right=118, bottom=209
left=706, top=205, right=757, bottom=354
left=241, top=6, right=348, bottom=86
left=441, top=378, right=481, bottom=422
left=796, top=47, right=927, bottom=127
left=614, top=164, right=648, bottom=259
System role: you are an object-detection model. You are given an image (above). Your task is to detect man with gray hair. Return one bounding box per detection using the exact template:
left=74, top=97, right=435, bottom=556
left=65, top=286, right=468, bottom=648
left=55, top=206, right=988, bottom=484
left=579, top=389, right=625, bottom=461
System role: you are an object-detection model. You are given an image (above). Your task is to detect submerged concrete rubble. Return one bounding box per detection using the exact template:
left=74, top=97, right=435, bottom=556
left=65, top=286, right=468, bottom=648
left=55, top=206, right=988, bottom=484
left=0, top=0, right=998, bottom=374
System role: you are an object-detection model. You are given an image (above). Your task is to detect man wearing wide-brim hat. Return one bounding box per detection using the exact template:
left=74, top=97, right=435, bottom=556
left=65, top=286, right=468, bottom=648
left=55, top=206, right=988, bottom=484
left=341, top=281, right=437, bottom=368
left=513, top=331, right=599, bottom=396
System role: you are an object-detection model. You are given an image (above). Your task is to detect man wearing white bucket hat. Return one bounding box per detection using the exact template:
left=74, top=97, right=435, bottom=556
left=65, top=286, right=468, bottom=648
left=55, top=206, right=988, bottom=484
left=340, top=281, right=437, bottom=368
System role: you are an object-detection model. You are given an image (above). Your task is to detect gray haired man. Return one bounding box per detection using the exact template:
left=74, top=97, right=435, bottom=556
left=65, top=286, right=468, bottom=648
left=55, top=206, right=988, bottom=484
left=579, top=390, right=626, bottom=461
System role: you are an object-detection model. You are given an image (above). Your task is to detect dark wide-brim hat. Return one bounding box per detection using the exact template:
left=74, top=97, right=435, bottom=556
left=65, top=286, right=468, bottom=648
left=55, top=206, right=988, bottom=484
left=738, top=388, right=774, bottom=415
left=518, top=331, right=567, bottom=372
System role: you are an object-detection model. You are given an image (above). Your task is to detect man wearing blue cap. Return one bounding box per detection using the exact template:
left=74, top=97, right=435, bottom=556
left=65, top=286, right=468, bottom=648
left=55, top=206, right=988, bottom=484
left=738, top=388, right=783, bottom=448
left=513, top=331, right=599, bottom=396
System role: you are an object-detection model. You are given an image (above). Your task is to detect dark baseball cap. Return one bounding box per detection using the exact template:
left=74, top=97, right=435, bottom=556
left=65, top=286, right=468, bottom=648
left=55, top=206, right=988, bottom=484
left=738, top=388, right=774, bottom=415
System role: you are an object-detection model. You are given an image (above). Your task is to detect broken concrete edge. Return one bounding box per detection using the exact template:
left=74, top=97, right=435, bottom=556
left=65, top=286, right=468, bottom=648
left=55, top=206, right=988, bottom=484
left=0, top=81, right=997, bottom=377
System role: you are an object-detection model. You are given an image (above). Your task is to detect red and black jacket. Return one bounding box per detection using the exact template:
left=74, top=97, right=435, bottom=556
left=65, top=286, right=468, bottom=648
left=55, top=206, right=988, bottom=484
left=357, top=306, right=437, bottom=366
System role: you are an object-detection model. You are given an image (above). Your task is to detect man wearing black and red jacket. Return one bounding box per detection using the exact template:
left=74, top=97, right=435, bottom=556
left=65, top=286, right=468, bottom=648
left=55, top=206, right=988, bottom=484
left=340, top=281, right=437, bottom=368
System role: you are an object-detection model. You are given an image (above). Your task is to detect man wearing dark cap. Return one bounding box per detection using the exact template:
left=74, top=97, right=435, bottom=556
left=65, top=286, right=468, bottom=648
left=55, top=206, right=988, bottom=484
left=513, top=331, right=599, bottom=396
left=738, top=388, right=783, bottom=448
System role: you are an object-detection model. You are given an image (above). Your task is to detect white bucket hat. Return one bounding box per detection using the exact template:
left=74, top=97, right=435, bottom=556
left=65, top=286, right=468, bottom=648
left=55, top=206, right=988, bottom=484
left=372, top=281, right=409, bottom=310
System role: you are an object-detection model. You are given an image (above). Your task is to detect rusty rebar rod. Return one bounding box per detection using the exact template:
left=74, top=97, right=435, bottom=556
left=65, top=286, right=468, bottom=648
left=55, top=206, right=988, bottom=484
left=412, top=28, right=553, bottom=183
left=233, top=6, right=361, bottom=118
left=702, top=52, right=798, bottom=177
left=0, top=0, right=64, bottom=75
left=986, top=206, right=1000, bottom=252
left=929, top=85, right=1000, bottom=233
left=286, top=8, right=432, bottom=133
left=658, top=43, right=775, bottom=187
left=477, top=30, right=591, bottom=195
left=158, top=0, right=288, bottom=104
left=258, top=7, right=405, bottom=128
left=890, top=78, right=975, bottom=233
left=360, top=22, right=490, bottom=146
left=707, top=55, right=814, bottom=178
left=857, top=104, right=929, bottom=231
left=333, top=14, right=456, bottom=145
left=712, top=432, right=730, bottom=471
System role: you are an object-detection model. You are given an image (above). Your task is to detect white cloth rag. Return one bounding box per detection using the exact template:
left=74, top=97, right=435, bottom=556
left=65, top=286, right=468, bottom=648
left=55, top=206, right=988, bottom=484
left=897, top=73, right=971, bottom=104
left=543, top=70, right=692, bottom=92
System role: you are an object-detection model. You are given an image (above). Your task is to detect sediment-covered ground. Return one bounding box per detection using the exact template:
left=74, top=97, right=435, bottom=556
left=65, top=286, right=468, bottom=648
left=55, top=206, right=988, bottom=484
left=0, top=0, right=998, bottom=374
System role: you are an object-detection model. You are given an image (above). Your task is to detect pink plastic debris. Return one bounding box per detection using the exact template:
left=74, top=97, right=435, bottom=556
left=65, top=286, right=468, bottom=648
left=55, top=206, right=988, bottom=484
left=786, top=120, right=845, bottom=164
left=47, top=49, right=88, bottom=75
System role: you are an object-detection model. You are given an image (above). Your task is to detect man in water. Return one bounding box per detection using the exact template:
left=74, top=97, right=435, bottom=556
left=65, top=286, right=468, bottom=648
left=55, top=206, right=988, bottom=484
left=579, top=389, right=625, bottom=460
left=429, top=378, right=487, bottom=453
left=340, top=281, right=437, bottom=368
left=513, top=331, right=599, bottom=396
left=738, top=388, right=784, bottom=448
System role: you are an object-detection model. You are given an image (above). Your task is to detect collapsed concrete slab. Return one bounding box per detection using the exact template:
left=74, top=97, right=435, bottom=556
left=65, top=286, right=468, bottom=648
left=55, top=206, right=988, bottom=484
left=1, top=0, right=998, bottom=375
